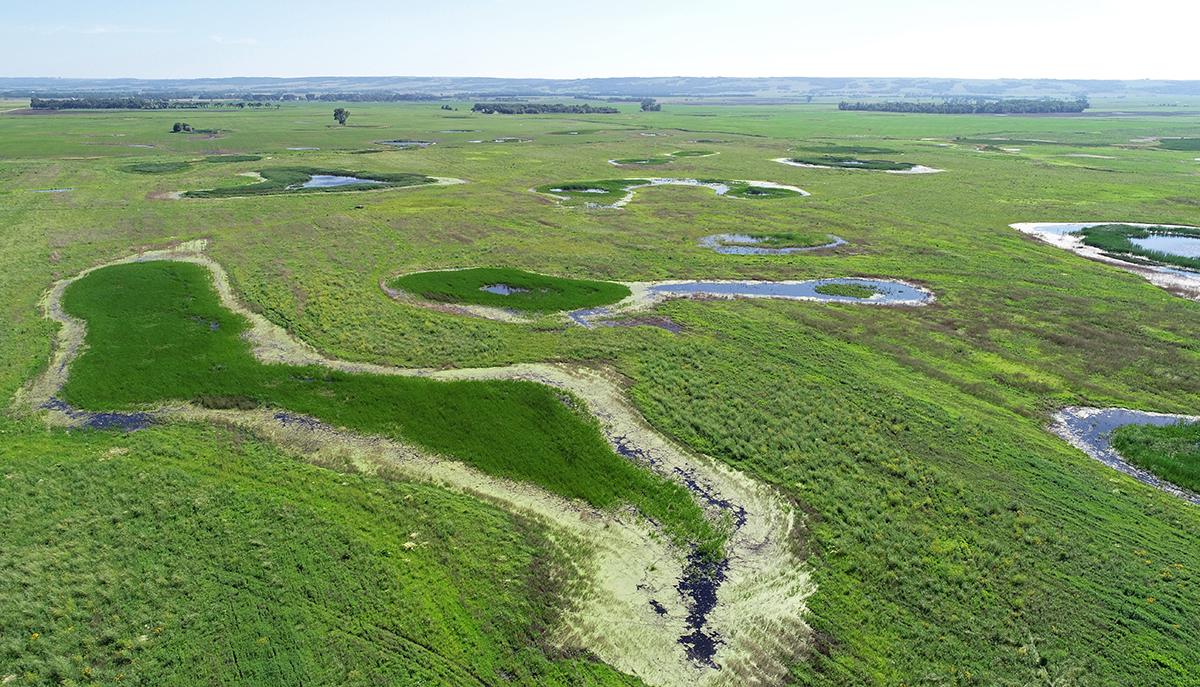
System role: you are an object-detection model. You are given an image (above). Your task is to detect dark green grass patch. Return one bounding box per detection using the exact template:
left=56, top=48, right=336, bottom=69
left=1072, top=224, right=1200, bottom=272
left=1110, top=421, right=1200, bottom=493
left=612, top=157, right=673, bottom=166
left=722, top=183, right=801, bottom=199
left=390, top=267, right=631, bottom=314
left=59, top=261, right=713, bottom=555
left=669, top=150, right=716, bottom=158
left=203, top=154, right=262, bottom=163
left=1157, top=139, right=1200, bottom=151
left=183, top=166, right=433, bottom=198
left=0, top=422, right=646, bottom=686
left=787, top=156, right=914, bottom=171
left=535, top=179, right=646, bottom=201
left=814, top=282, right=881, bottom=298
left=126, top=161, right=191, bottom=174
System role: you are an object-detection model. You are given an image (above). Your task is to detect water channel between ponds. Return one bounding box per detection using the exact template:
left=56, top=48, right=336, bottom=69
left=1050, top=407, right=1200, bottom=506
left=699, top=233, right=847, bottom=255
left=288, top=175, right=385, bottom=189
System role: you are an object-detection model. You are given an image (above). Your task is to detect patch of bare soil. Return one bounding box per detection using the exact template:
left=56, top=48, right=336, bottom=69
left=15, top=242, right=815, bottom=686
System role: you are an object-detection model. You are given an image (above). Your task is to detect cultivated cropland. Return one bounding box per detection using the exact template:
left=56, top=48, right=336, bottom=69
left=3, top=89, right=1200, bottom=686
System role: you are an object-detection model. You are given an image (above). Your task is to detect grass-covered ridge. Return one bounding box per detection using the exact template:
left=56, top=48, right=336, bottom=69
left=787, top=156, right=915, bottom=171
left=0, top=421, right=645, bottom=686
left=390, top=267, right=632, bottom=314
left=59, top=261, right=717, bottom=555
left=1072, top=223, right=1200, bottom=272
left=183, top=166, right=433, bottom=198
left=1110, top=421, right=1200, bottom=493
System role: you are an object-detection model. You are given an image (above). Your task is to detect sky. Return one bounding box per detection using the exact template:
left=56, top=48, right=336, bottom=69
left=2, top=0, right=1199, bottom=81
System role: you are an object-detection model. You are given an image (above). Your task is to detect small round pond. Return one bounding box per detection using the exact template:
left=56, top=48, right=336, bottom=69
left=699, top=233, right=847, bottom=255
left=289, top=175, right=385, bottom=190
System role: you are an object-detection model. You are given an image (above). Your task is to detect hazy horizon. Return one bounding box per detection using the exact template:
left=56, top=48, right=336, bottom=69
left=4, top=0, right=1198, bottom=82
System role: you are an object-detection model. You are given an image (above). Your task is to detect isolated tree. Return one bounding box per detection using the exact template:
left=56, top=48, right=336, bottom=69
left=172, top=122, right=183, bottom=133
left=640, top=99, right=661, bottom=112
left=333, top=107, right=350, bottom=125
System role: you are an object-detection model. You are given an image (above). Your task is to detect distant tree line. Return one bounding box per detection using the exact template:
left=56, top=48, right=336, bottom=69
left=30, top=97, right=285, bottom=110
left=310, top=92, right=441, bottom=102
left=837, top=98, right=1089, bottom=114
left=471, top=103, right=620, bottom=114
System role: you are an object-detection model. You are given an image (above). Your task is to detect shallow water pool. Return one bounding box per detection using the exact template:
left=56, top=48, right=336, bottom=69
left=290, top=175, right=384, bottom=189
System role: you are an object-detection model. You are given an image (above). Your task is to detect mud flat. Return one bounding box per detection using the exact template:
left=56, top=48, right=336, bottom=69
left=1049, top=407, right=1200, bottom=506
left=17, top=241, right=815, bottom=687
left=1011, top=222, right=1200, bottom=301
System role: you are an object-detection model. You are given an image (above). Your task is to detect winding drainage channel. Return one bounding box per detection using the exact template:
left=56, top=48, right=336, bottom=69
left=17, top=240, right=814, bottom=686
left=1050, top=407, right=1200, bottom=506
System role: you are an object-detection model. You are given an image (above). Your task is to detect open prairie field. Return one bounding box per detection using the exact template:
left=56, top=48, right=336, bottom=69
left=3, top=99, right=1200, bottom=686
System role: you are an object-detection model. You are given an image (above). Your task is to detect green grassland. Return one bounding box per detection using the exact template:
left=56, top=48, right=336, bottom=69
left=1110, top=421, right=1200, bottom=493
left=0, top=420, right=645, bottom=686
left=389, top=267, right=632, bottom=313
left=59, top=260, right=715, bottom=554
left=4, top=99, right=1200, bottom=684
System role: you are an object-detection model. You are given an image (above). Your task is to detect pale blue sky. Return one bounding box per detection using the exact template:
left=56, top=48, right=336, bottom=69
left=2, top=0, right=1196, bottom=80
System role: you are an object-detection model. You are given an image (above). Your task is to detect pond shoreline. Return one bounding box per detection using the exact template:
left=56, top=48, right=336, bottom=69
left=1049, top=406, right=1200, bottom=506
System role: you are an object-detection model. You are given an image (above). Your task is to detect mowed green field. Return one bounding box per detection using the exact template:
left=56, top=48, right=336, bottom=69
left=3, top=99, right=1200, bottom=685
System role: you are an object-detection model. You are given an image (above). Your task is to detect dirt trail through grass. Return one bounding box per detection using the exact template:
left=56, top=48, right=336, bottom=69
left=15, top=241, right=814, bottom=687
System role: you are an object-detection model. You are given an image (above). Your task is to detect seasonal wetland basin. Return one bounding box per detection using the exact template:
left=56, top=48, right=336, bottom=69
left=699, top=232, right=847, bottom=254
left=772, top=157, right=944, bottom=174
left=10, top=99, right=1200, bottom=685
left=1012, top=222, right=1200, bottom=300
left=20, top=242, right=814, bottom=686
left=1050, top=407, right=1200, bottom=506
left=182, top=167, right=445, bottom=198
left=535, top=178, right=809, bottom=208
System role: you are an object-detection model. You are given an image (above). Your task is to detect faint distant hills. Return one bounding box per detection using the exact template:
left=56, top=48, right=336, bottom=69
left=2, top=76, right=1199, bottom=100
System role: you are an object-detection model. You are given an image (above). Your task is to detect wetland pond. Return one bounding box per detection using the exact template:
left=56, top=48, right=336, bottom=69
left=1052, top=407, right=1200, bottom=506
left=699, top=233, right=846, bottom=254
left=645, top=278, right=928, bottom=304
left=1130, top=234, right=1200, bottom=259
left=288, top=175, right=385, bottom=189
